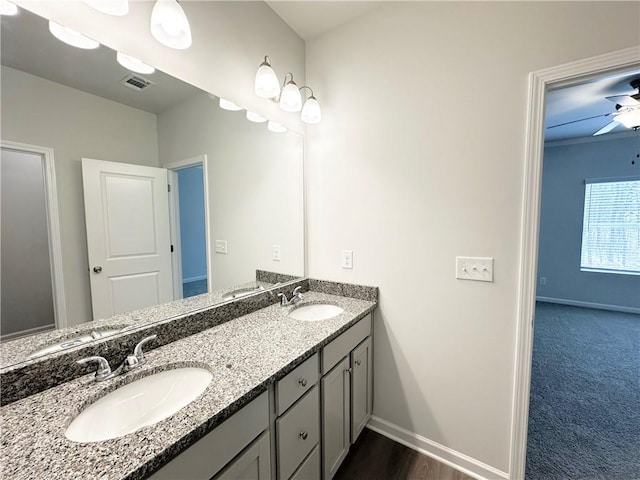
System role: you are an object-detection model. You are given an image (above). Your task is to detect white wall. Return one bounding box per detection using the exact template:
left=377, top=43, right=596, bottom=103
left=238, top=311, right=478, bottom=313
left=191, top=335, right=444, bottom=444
left=1, top=66, right=159, bottom=327
left=157, top=92, right=304, bottom=288
left=305, top=2, right=640, bottom=476
left=14, top=0, right=305, bottom=132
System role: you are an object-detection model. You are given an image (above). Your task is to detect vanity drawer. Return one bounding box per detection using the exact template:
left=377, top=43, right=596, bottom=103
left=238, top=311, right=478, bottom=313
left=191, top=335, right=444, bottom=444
left=322, top=314, right=371, bottom=374
left=276, top=386, right=320, bottom=480
left=290, top=445, right=320, bottom=480
left=276, top=353, right=319, bottom=415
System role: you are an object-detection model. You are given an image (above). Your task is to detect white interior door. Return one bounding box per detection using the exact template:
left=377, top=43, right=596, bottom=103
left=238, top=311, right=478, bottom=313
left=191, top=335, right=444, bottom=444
left=82, top=158, right=173, bottom=320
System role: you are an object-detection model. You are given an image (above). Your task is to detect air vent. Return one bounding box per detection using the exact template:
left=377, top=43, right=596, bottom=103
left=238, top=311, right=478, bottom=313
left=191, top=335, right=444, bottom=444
left=120, top=74, right=156, bottom=92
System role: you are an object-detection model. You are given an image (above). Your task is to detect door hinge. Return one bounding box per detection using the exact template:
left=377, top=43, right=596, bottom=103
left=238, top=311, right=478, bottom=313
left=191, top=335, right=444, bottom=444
left=167, top=184, right=171, bottom=192
left=170, top=244, right=174, bottom=253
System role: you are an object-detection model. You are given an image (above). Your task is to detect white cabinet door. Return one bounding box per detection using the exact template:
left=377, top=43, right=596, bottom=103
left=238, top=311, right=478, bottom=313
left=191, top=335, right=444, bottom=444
left=216, top=431, right=271, bottom=480
left=350, top=337, right=372, bottom=443
left=321, top=357, right=350, bottom=480
left=82, top=158, right=173, bottom=320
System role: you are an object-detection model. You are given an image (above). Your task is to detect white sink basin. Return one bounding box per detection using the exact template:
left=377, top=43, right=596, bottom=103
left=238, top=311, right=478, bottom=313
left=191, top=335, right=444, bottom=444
left=289, top=304, right=344, bottom=321
left=65, top=367, right=212, bottom=443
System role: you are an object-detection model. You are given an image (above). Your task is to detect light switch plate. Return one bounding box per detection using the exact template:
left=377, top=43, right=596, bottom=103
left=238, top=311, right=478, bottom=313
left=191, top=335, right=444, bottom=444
left=456, top=256, right=493, bottom=282
left=273, top=245, right=281, bottom=261
left=215, top=240, right=227, bottom=254
left=342, top=250, right=353, bottom=269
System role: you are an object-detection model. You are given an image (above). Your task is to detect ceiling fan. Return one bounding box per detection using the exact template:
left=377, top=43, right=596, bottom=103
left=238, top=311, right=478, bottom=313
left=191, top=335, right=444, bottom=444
left=548, top=78, right=640, bottom=136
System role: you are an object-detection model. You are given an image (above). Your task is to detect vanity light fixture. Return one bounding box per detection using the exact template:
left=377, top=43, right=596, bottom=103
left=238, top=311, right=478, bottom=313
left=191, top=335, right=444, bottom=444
left=0, top=0, right=18, bottom=16
left=300, top=86, right=322, bottom=124
left=615, top=108, right=640, bottom=129
left=255, top=56, right=280, bottom=99
left=246, top=111, right=267, bottom=123
left=116, top=52, right=155, bottom=74
left=219, top=98, right=243, bottom=111
left=83, top=0, right=129, bottom=16
left=150, top=0, right=192, bottom=50
left=48, top=21, right=100, bottom=49
left=267, top=121, right=287, bottom=133
left=279, top=73, right=303, bottom=112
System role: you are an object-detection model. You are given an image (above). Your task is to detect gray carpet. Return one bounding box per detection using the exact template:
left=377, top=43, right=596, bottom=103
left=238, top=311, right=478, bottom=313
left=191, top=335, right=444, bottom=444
left=526, top=302, right=640, bottom=480
left=183, top=279, right=207, bottom=298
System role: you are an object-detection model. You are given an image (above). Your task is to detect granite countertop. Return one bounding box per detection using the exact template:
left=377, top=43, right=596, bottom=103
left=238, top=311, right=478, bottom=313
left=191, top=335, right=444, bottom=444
left=0, top=291, right=376, bottom=480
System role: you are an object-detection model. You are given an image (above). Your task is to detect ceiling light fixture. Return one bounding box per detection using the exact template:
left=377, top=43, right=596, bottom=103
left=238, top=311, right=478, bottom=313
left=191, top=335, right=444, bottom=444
left=83, top=0, right=129, bottom=16
left=246, top=111, right=267, bottom=123
left=219, top=98, right=243, bottom=111
left=116, top=52, right=155, bottom=74
left=300, top=86, right=322, bottom=125
left=49, top=21, right=100, bottom=49
left=615, top=107, right=640, bottom=129
left=255, top=56, right=280, bottom=99
left=0, top=0, right=18, bottom=16
left=267, top=121, right=287, bottom=133
left=150, top=0, right=192, bottom=50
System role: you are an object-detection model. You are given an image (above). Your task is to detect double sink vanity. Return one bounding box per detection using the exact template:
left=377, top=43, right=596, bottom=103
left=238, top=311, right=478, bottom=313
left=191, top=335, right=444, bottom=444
left=0, top=278, right=377, bottom=480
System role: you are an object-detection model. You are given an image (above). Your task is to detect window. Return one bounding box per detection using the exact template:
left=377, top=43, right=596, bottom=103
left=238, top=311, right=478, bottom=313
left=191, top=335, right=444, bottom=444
left=580, top=178, right=640, bottom=274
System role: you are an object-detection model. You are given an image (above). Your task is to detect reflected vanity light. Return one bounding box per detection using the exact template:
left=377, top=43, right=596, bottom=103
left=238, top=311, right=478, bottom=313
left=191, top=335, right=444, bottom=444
left=219, top=98, right=243, bottom=111
left=255, top=56, right=280, bottom=99
left=246, top=111, right=267, bottom=123
left=83, top=0, right=129, bottom=16
left=150, top=0, right=192, bottom=50
left=116, top=52, right=155, bottom=74
left=267, top=121, right=287, bottom=133
left=0, top=0, right=18, bottom=16
left=49, top=21, right=100, bottom=49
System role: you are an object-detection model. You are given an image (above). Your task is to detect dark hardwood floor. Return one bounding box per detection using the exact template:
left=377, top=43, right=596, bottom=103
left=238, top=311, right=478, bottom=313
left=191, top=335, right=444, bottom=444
left=334, top=428, right=475, bottom=480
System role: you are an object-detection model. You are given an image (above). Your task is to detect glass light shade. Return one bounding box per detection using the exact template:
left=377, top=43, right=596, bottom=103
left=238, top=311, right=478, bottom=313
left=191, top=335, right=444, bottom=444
left=116, top=52, right=155, bottom=74
left=150, top=0, right=192, bottom=50
left=49, top=21, right=100, bottom=49
left=219, top=98, right=242, bottom=111
left=301, top=96, right=322, bottom=124
left=267, top=121, right=287, bottom=133
left=280, top=80, right=302, bottom=112
left=0, top=0, right=18, bottom=16
left=83, top=0, right=128, bottom=16
left=255, top=63, right=280, bottom=99
left=246, top=111, right=267, bottom=123
left=614, top=109, right=640, bottom=128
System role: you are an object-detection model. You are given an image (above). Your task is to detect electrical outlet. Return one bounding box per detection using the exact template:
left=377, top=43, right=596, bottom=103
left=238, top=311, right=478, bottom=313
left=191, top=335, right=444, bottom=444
left=455, top=256, right=493, bottom=282
left=273, top=245, right=281, bottom=261
left=215, top=240, right=227, bottom=254
left=342, top=250, right=353, bottom=269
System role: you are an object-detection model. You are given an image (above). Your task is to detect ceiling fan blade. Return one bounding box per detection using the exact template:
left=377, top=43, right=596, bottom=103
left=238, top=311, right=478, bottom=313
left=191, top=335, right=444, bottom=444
left=547, top=112, right=611, bottom=129
left=593, top=121, right=619, bottom=136
left=605, top=94, right=640, bottom=106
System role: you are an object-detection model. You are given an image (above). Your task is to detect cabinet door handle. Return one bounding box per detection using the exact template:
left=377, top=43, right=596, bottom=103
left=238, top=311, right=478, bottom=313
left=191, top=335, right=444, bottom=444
left=298, top=378, right=308, bottom=387
left=299, top=431, right=308, bottom=440
left=355, top=360, right=362, bottom=366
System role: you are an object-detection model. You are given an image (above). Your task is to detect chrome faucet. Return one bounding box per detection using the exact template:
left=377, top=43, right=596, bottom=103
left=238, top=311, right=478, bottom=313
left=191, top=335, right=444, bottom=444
left=77, top=335, right=157, bottom=382
left=277, top=286, right=304, bottom=306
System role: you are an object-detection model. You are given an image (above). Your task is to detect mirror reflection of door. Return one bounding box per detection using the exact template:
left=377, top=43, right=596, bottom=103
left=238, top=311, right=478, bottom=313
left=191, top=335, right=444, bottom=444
left=0, top=147, right=55, bottom=339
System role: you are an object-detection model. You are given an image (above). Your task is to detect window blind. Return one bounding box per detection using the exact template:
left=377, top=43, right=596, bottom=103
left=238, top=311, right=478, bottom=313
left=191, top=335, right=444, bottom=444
left=580, top=178, right=640, bottom=274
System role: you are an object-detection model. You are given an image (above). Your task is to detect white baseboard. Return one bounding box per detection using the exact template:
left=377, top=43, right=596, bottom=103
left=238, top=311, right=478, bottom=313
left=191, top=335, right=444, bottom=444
left=367, top=415, right=508, bottom=480
left=536, top=296, right=640, bottom=315
left=183, top=275, right=207, bottom=283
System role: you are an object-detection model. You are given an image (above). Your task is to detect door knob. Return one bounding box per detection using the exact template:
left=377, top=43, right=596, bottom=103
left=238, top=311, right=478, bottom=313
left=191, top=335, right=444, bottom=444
left=93, top=266, right=103, bottom=273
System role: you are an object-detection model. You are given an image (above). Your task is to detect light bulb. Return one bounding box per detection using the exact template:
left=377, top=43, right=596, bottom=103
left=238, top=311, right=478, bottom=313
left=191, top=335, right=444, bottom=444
left=116, top=52, right=155, bottom=74
left=280, top=77, right=302, bottom=112
left=246, top=111, right=267, bottom=123
left=255, top=57, right=280, bottom=99
left=49, top=21, right=100, bottom=49
left=83, top=0, right=128, bottom=16
left=301, top=96, right=322, bottom=124
left=150, top=0, right=192, bottom=50
left=0, top=0, right=18, bottom=16
left=219, top=98, right=243, bottom=111
left=614, top=108, right=640, bottom=128
left=267, top=121, right=287, bottom=133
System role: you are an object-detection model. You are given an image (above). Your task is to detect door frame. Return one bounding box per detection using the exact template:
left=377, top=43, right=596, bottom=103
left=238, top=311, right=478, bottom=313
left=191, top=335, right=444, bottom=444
left=510, top=46, right=640, bottom=479
left=165, top=154, right=211, bottom=298
left=0, top=140, right=67, bottom=329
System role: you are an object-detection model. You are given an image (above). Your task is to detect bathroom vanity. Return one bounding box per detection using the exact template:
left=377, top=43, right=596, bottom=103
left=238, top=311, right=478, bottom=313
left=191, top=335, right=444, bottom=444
left=0, top=280, right=377, bottom=480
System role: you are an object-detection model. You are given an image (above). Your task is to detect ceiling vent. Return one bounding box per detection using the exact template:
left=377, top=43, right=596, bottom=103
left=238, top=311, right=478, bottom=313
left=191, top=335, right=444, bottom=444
left=120, top=74, right=156, bottom=92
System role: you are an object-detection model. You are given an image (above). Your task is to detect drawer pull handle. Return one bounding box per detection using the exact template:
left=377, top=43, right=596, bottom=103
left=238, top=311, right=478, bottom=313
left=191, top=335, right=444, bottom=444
left=355, top=360, right=362, bottom=366
left=299, top=431, right=308, bottom=440
left=298, top=378, right=308, bottom=387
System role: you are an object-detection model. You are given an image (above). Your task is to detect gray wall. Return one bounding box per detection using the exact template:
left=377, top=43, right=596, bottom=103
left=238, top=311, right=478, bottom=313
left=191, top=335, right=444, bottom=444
left=537, top=135, right=640, bottom=311
left=1, top=149, right=54, bottom=338
left=178, top=166, right=207, bottom=282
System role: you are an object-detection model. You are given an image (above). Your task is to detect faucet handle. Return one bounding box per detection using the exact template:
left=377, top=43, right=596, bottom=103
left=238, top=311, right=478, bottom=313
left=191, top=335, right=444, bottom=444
left=78, top=356, right=112, bottom=380
left=133, top=335, right=157, bottom=362
left=277, top=292, right=289, bottom=306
